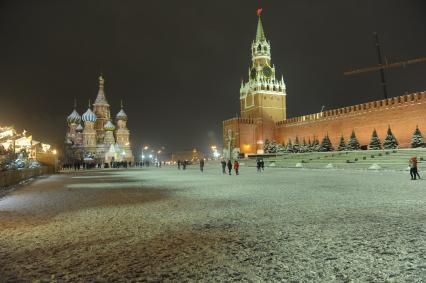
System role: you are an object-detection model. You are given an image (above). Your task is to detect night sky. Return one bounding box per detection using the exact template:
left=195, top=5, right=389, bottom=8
left=0, top=1, right=425, bottom=156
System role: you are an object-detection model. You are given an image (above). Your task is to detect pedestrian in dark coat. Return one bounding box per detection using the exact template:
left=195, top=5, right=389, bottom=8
left=182, top=160, right=187, bottom=170
left=256, top=158, right=261, bottom=172
left=221, top=159, right=226, bottom=174
left=200, top=159, right=205, bottom=172
left=260, top=159, right=265, bottom=171
left=410, top=157, right=421, bottom=180
left=227, top=160, right=232, bottom=175
left=177, top=160, right=181, bottom=170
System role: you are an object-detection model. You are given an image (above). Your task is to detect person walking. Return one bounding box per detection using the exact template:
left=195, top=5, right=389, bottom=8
left=256, top=158, right=261, bottom=172
left=227, top=160, right=232, bottom=175
left=410, top=156, right=421, bottom=180
left=221, top=159, right=226, bottom=174
left=234, top=160, right=240, bottom=175
left=182, top=160, right=187, bottom=170
left=199, top=158, right=205, bottom=172
left=260, top=159, right=264, bottom=171
left=177, top=160, right=181, bottom=170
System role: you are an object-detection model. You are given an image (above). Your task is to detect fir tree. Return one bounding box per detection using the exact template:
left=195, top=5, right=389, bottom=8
left=312, top=137, right=321, bottom=152
left=347, top=130, right=361, bottom=150
left=293, top=137, right=300, bottom=153
left=337, top=135, right=347, bottom=151
left=368, top=129, right=382, bottom=150
left=269, top=140, right=279, bottom=153
left=320, top=134, right=334, bottom=151
left=264, top=139, right=271, bottom=153
left=411, top=126, right=426, bottom=148
left=307, top=138, right=312, bottom=152
left=299, top=138, right=308, bottom=153
left=383, top=126, right=399, bottom=149
left=286, top=139, right=293, bottom=153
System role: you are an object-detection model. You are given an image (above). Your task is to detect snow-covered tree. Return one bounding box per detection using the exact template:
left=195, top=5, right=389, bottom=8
left=411, top=126, right=426, bottom=148
left=286, top=139, right=293, bottom=153
left=383, top=126, right=398, bottom=149
left=299, top=138, right=308, bottom=153
left=337, top=135, right=347, bottom=151
left=368, top=129, right=382, bottom=150
left=347, top=130, right=361, bottom=150
left=307, top=138, right=313, bottom=152
left=263, top=139, right=271, bottom=153
left=293, top=137, right=300, bottom=153
left=320, top=134, right=334, bottom=151
left=311, top=137, right=321, bottom=152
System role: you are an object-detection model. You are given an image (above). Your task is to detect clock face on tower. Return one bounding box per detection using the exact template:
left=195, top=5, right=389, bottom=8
left=250, top=68, right=257, bottom=80
left=263, top=66, right=272, bottom=78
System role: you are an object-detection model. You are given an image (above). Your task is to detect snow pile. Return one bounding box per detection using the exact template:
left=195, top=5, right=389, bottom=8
left=369, top=163, right=381, bottom=170
left=295, top=162, right=303, bottom=168
left=325, top=163, right=334, bottom=169
left=269, top=162, right=276, bottom=167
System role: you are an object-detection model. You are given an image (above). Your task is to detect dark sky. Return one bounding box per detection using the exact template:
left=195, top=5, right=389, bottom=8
left=0, top=0, right=425, bottom=156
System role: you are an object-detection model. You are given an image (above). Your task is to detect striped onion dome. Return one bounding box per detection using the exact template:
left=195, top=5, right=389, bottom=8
left=116, top=109, right=128, bottom=121
left=104, top=120, right=116, bottom=131
left=76, top=124, right=83, bottom=132
left=67, top=109, right=81, bottom=124
left=82, top=108, right=97, bottom=123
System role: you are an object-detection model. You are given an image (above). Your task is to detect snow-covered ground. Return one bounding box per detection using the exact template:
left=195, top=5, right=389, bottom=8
left=1, top=164, right=426, bottom=281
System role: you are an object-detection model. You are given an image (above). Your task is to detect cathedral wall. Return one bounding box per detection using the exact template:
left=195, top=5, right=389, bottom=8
left=275, top=92, right=426, bottom=148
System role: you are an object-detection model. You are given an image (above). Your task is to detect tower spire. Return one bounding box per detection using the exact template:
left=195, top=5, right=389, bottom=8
left=256, top=8, right=266, bottom=42
left=94, top=74, right=109, bottom=105
left=74, top=98, right=77, bottom=109
left=121, top=99, right=124, bottom=109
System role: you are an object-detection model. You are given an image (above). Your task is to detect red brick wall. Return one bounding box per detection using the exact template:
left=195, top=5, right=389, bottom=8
left=275, top=92, right=426, bottom=148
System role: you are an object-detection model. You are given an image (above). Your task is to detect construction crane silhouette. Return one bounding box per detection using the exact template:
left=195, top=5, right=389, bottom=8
left=344, top=32, right=426, bottom=100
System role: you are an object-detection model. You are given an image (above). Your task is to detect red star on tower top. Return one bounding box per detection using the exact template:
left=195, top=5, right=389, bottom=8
left=256, top=8, right=263, bottom=17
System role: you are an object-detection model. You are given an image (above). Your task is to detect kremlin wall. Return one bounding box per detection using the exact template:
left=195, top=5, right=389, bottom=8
left=223, top=11, right=425, bottom=157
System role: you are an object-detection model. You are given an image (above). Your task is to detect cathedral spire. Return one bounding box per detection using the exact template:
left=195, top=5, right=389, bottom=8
left=94, top=74, right=109, bottom=106
left=255, top=8, right=266, bottom=42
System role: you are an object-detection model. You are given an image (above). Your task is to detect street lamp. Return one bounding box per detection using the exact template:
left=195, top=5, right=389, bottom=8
left=142, top=146, right=149, bottom=162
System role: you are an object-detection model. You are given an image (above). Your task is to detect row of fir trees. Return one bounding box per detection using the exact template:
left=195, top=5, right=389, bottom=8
left=263, top=126, right=426, bottom=154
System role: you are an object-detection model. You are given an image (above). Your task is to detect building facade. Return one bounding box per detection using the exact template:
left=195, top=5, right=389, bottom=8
left=65, top=76, right=134, bottom=163
left=223, top=12, right=426, bottom=157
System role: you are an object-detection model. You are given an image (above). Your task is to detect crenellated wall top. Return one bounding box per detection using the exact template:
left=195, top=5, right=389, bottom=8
left=276, top=91, right=426, bottom=127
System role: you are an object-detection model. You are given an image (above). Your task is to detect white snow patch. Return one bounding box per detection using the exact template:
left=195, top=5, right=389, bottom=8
left=269, top=162, right=276, bottom=167
left=295, top=163, right=303, bottom=168
left=369, top=163, right=381, bottom=170
left=325, top=163, right=334, bottom=169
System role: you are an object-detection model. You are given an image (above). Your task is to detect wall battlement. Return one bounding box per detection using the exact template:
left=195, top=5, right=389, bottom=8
left=276, top=91, right=426, bottom=128
left=223, top=117, right=258, bottom=126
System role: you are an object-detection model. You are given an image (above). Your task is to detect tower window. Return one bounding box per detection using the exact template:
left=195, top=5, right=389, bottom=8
left=257, top=44, right=261, bottom=51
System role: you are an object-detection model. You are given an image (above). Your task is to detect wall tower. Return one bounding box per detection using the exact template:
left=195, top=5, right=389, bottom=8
left=240, top=10, right=287, bottom=123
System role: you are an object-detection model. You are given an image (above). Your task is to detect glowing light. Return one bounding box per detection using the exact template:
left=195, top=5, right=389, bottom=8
left=52, top=149, right=57, bottom=155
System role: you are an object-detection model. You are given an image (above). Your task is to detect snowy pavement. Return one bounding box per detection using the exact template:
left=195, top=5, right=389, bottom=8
left=1, top=164, right=426, bottom=281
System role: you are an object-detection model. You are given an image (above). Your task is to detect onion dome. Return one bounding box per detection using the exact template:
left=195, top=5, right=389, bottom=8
left=76, top=124, right=83, bottom=132
left=104, top=120, right=116, bottom=131
left=67, top=109, right=81, bottom=125
left=116, top=109, right=128, bottom=121
left=116, top=100, right=128, bottom=121
left=82, top=101, right=97, bottom=123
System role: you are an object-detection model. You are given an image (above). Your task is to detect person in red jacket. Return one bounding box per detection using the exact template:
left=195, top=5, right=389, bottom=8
left=233, top=160, right=240, bottom=175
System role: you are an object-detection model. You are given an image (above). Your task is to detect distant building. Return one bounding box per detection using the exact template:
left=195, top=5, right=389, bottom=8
left=65, top=76, right=134, bottom=163
left=223, top=11, right=426, bottom=157
left=171, top=149, right=205, bottom=162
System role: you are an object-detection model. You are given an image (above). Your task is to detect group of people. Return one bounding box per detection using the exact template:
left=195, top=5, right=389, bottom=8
left=177, top=160, right=189, bottom=170
left=409, top=156, right=421, bottom=180
left=220, top=159, right=239, bottom=175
